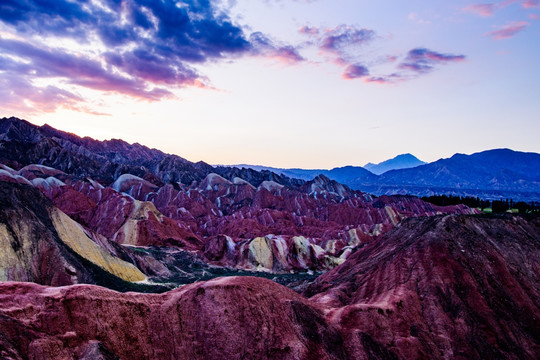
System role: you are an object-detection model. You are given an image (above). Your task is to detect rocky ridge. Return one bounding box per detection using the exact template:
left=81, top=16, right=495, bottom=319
left=0, top=161, right=476, bottom=277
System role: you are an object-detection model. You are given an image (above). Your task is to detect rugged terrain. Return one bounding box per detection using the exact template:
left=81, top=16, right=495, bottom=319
left=0, top=214, right=538, bottom=359
left=0, top=117, right=538, bottom=359
left=0, top=117, right=475, bottom=282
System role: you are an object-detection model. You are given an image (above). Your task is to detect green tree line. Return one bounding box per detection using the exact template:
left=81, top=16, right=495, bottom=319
left=421, top=195, right=539, bottom=214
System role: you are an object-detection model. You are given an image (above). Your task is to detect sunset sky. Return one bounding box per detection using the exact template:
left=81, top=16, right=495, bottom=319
left=0, top=0, right=539, bottom=168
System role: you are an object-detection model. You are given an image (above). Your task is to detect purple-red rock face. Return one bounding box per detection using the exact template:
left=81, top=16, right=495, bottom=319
left=0, top=163, right=477, bottom=272
left=0, top=118, right=480, bottom=272
left=0, top=277, right=346, bottom=360
left=304, top=214, right=540, bottom=360
left=0, top=215, right=539, bottom=360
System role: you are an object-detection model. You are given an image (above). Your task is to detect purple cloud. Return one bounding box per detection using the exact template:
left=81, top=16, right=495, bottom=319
left=398, top=48, right=466, bottom=74
left=365, top=74, right=402, bottom=84
left=249, top=32, right=305, bottom=64
left=0, top=0, right=305, bottom=114
left=342, top=64, right=370, bottom=79
left=523, top=0, right=540, bottom=8
left=361, top=48, right=465, bottom=84
left=486, top=21, right=530, bottom=39
left=319, top=25, right=376, bottom=54
left=298, top=24, right=465, bottom=84
left=298, top=24, right=377, bottom=80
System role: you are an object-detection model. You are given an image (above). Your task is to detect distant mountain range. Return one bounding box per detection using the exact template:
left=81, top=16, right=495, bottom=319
left=236, top=150, right=540, bottom=201
left=364, top=153, right=426, bottom=175
left=233, top=153, right=424, bottom=180
left=1, top=117, right=539, bottom=201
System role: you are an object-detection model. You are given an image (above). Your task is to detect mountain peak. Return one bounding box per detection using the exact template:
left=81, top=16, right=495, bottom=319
left=364, top=153, right=426, bottom=175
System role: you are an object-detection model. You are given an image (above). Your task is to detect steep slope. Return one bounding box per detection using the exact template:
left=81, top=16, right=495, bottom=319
left=0, top=181, right=150, bottom=290
left=364, top=153, right=425, bottom=175
left=304, top=214, right=540, bottom=359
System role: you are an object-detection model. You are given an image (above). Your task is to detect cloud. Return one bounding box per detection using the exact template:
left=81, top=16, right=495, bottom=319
left=523, top=0, right=540, bottom=8
left=249, top=32, right=304, bottom=64
left=299, top=24, right=376, bottom=79
left=486, top=21, right=530, bottom=39
left=463, top=4, right=497, bottom=16
left=0, top=0, right=303, bottom=115
left=318, top=25, right=376, bottom=56
left=463, top=0, right=539, bottom=17
left=0, top=71, right=109, bottom=116
left=398, top=48, right=466, bottom=74
left=342, top=64, right=369, bottom=79
left=359, top=48, right=465, bottom=84
left=299, top=24, right=375, bottom=60
left=298, top=24, right=465, bottom=84
left=298, top=25, right=320, bottom=35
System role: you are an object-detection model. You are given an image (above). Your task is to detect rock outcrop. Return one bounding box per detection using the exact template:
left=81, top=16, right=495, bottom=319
left=0, top=181, right=148, bottom=290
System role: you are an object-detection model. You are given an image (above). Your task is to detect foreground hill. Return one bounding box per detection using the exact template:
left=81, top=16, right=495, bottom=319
left=0, top=214, right=538, bottom=359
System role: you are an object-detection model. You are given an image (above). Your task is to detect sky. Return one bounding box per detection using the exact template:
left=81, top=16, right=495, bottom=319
left=0, top=0, right=539, bottom=169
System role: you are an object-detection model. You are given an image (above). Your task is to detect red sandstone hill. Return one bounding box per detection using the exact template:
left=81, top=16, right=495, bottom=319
left=304, top=214, right=540, bottom=359
left=0, top=214, right=538, bottom=359
left=0, top=277, right=346, bottom=360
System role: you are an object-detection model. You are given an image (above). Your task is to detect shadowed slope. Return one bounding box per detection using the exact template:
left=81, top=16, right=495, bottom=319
left=305, top=214, right=540, bottom=359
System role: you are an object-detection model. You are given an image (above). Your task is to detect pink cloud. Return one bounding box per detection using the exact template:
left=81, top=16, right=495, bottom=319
left=523, top=0, right=540, bottom=8
left=462, top=1, right=539, bottom=16
left=298, top=26, right=319, bottom=35
left=268, top=46, right=305, bottom=64
left=486, top=21, right=530, bottom=39
left=249, top=33, right=305, bottom=65
left=0, top=75, right=109, bottom=116
left=529, top=13, right=540, bottom=19
left=342, top=64, right=369, bottom=80
left=463, top=3, right=497, bottom=17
